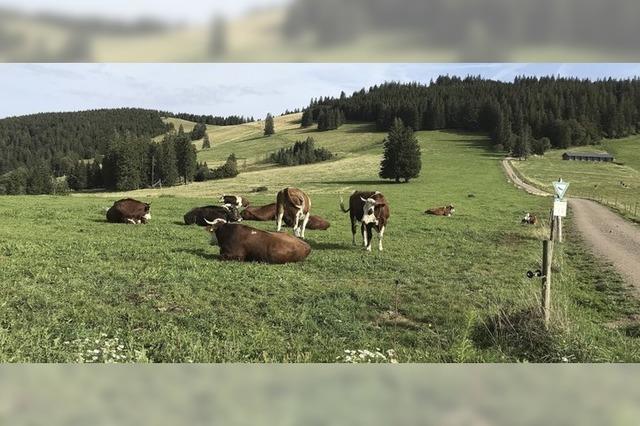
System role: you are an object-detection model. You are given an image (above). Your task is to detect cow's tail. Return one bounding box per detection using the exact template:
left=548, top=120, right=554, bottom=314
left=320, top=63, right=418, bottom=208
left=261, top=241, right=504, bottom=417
left=285, top=188, right=305, bottom=210
left=339, top=196, right=350, bottom=213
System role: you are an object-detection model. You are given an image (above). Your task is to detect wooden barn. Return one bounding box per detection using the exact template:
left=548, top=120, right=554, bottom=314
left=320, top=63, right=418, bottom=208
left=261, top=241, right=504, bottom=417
left=562, top=152, right=615, bottom=162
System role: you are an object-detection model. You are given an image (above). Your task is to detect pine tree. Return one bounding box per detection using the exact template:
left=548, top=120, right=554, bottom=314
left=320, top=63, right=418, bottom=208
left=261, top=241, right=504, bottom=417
left=26, top=160, right=54, bottom=194
left=379, top=118, right=422, bottom=183
left=157, top=135, right=178, bottom=186
left=264, top=113, right=275, bottom=136
left=202, top=132, right=211, bottom=149
left=301, top=109, right=313, bottom=128
left=175, top=132, right=197, bottom=184
left=190, top=122, right=207, bottom=141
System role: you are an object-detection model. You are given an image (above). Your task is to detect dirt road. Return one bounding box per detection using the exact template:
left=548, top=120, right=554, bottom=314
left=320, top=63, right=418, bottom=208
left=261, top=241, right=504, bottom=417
left=503, top=159, right=640, bottom=287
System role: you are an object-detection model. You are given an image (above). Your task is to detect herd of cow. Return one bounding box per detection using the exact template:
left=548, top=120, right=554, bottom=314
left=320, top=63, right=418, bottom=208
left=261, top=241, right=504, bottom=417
left=105, top=188, right=397, bottom=264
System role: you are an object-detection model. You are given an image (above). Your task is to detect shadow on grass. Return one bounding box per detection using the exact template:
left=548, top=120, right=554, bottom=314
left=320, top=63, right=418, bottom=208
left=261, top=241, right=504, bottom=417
left=307, top=240, right=353, bottom=251
left=471, top=307, right=558, bottom=362
left=312, top=180, right=398, bottom=186
left=175, top=247, right=219, bottom=261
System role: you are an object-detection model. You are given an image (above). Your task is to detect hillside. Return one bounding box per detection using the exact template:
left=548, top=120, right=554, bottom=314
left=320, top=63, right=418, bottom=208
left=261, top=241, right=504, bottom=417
left=510, top=139, right=640, bottom=221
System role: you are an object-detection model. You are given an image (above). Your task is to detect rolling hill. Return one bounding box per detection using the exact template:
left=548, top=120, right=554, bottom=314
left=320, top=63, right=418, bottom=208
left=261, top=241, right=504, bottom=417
left=0, top=116, right=637, bottom=362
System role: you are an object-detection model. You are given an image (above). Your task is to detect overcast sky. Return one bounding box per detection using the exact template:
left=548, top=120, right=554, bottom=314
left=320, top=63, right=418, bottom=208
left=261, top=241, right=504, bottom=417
left=2, top=63, right=640, bottom=119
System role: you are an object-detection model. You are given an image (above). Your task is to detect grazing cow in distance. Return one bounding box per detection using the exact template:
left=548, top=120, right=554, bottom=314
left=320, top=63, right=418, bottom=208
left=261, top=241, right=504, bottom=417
left=219, top=194, right=250, bottom=208
left=106, top=198, right=151, bottom=224
left=521, top=213, right=538, bottom=225
left=276, top=187, right=311, bottom=238
left=205, top=218, right=311, bottom=264
left=425, top=205, right=455, bottom=216
left=339, top=190, right=390, bottom=251
left=184, top=205, right=242, bottom=226
left=242, top=202, right=330, bottom=230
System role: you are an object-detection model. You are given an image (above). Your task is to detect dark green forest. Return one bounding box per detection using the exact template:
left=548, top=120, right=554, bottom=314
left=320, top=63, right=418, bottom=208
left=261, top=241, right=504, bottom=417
left=0, top=108, right=170, bottom=175
left=161, top=112, right=254, bottom=126
left=305, top=76, right=640, bottom=155
left=270, top=137, right=333, bottom=166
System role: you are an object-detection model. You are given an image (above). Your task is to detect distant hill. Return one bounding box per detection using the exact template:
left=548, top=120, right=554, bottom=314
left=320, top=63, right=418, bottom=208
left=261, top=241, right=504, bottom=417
left=0, top=108, right=170, bottom=175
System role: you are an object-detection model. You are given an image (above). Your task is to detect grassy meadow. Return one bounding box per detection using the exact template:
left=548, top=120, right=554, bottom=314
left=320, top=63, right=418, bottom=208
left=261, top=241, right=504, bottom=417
left=511, top=139, right=640, bottom=221
left=1, top=116, right=639, bottom=362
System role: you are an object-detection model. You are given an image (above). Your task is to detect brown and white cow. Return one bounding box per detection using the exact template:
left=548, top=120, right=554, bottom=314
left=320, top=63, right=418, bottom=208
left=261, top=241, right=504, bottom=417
left=339, top=191, right=389, bottom=251
left=276, top=187, right=311, bottom=238
left=242, top=202, right=330, bottom=230
left=219, top=194, right=250, bottom=209
left=184, top=205, right=242, bottom=226
left=106, top=198, right=151, bottom=224
left=204, top=218, right=311, bottom=264
left=521, top=213, right=538, bottom=225
left=425, top=205, right=455, bottom=216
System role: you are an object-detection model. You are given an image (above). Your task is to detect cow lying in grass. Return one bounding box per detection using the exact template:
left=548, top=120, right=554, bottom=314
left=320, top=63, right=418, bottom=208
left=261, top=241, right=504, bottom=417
left=242, top=203, right=330, bottom=230
left=106, top=198, right=151, bottom=224
left=205, top=218, right=311, bottom=264
left=219, top=194, right=250, bottom=208
left=425, top=205, right=455, bottom=216
left=184, top=205, right=242, bottom=226
left=521, top=213, right=538, bottom=225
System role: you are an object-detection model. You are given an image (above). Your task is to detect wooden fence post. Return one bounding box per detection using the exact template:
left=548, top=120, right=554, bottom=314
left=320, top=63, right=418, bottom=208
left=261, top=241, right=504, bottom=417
left=549, top=209, right=555, bottom=241
left=542, top=240, right=554, bottom=329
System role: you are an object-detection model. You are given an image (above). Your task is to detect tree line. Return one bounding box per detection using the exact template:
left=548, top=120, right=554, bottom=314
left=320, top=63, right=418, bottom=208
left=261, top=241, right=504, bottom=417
left=0, top=108, right=170, bottom=176
left=304, top=76, right=640, bottom=157
left=269, top=137, right=333, bottom=166
left=161, top=112, right=254, bottom=126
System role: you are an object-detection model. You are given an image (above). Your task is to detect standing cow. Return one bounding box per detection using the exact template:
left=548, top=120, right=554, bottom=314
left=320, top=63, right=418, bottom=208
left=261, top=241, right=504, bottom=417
left=276, top=187, right=311, bottom=238
left=339, top=191, right=390, bottom=251
left=184, top=205, right=242, bottom=226
left=204, top=218, right=311, bottom=264
left=242, top=202, right=330, bottom=230
left=106, top=198, right=151, bottom=224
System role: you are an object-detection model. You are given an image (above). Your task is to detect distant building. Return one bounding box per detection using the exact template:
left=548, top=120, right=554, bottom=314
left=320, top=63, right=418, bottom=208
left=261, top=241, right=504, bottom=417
left=562, top=152, right=614, bottom=162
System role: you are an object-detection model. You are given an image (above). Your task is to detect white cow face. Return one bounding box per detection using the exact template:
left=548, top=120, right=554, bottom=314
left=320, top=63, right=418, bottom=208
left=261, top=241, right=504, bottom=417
left=360, top=197, right=379, bottom=225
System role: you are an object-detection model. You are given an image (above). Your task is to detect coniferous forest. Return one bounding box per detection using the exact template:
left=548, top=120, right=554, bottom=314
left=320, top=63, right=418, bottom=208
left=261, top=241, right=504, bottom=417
left=305, top=76, right=640, bottom=155
left=3, top=75, right=640, bottom=194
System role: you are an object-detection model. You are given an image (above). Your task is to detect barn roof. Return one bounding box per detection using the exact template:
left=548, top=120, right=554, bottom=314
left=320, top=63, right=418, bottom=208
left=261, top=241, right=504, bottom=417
left=563, top=151, right=614, bottom=159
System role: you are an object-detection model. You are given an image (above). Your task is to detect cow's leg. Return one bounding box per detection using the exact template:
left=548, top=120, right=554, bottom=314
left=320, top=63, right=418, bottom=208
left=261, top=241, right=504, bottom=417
left=365, top=224, right=373, bottom=252
left=378, top=226, right=385, bottom=251
left=361, top=223, right=368, bottom=248
left=351, top=217, right=357, bottom=245
left=276, top=206, right=284, bottom=232
left=293, top=210, right=301, bottom=237
left=300, top=212, right=310, bottom=239
left=127, top=218, right=136, bottom=225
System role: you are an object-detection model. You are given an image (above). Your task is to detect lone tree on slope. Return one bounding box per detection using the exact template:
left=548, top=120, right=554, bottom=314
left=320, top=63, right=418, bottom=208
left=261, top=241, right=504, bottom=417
left=264, top=113, right=275, bottom=136
left=379, top=118, right=422, bottom=183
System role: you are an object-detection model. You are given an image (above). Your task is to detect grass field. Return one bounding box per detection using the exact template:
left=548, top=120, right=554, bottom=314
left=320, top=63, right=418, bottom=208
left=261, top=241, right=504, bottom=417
left=1, top=119, right=639, bottom=362
left=511, top=140, right=640, bottom=221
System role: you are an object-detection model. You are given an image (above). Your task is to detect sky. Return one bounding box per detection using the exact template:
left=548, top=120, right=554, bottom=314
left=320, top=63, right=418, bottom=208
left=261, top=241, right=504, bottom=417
left=2, top=63, right=640, bottom=120
left=0, top=0, right=290, bottom=23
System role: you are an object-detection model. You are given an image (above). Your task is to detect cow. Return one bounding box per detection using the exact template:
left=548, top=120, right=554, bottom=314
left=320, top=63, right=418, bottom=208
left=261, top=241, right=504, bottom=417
left=521, top=213, right=538, bottom=225
left=339, top=191, right=389, bottom=252
left=242, top=202, right=330, bottom=230
left=241, top=203, right=277, bottom=221
left=425, top=205, right=455, bottom=216
left=276, top=187, right=311, bottom=238
left=106, top=198, right=151, bottom=224
left=219, top=194, right=250, bottom=208
left=204, top=218, right=311, bottom=264
left=184, top=205, right=242, bottom=226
